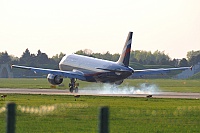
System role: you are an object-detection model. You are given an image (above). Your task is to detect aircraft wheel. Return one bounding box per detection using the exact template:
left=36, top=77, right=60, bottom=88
left=70, top=87, right=73, bottom=93
left=75, top=87, right=78, bottom=93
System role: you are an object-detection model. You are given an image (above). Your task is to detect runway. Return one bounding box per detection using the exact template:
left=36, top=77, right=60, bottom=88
left=0, top=88, right=200, bottom=99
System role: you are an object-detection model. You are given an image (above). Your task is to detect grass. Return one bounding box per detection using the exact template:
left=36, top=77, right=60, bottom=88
left=0, top=94, right=200, bottom=132
left=0, top=79, right=200, bottom=132
left=123, top=79, right=200, bottom=92
left=0, top=78, right=91, bottom=89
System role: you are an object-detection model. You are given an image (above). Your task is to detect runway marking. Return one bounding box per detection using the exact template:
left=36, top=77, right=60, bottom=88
left=0, top=88, right=200, bottom=99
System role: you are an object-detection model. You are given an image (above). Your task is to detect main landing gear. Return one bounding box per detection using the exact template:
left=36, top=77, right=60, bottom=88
left=69, top=78, right=79, bottom=93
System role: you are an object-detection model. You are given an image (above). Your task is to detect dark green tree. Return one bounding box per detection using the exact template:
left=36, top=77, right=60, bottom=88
left=52, top=52, right=66, bottom=63
left=19, top=48, right=32, bottom=65
left=187, top=50, right=200, bottom=61
left=36, top=50, right=49, bottom=64
left=189, top=54, right=200, bottom=65
left=179, top=58, right=189, bottom=67
left=0, top=51, right=11, bottom=64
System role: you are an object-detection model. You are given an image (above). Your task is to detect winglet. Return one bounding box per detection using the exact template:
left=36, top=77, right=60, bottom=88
left=117, top=32, right=133, bottom=67
left=190, top=66, right=193, bottom=71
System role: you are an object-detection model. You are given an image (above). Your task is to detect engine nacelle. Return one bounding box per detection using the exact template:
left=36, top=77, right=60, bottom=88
left=47, top=74, right=63, bottom=85
left=114, top=80, right=124, bottom=85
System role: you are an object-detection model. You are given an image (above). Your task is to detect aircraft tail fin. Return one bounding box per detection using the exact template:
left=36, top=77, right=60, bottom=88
left=117, top=32, right=133, bottom=67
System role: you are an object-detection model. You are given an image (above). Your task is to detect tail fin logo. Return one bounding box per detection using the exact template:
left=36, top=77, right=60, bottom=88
left=117, top=32, right=133, bottom=67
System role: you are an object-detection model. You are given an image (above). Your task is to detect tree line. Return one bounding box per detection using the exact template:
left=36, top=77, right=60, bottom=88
left=76, top=49, right=200, bottom=67
left=0, top=48, right=200, bottom=77
left=1, top=48, right=200, bottom=67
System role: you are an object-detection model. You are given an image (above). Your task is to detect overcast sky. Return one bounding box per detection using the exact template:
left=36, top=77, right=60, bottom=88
left=0, top=0, right=199, bottom=59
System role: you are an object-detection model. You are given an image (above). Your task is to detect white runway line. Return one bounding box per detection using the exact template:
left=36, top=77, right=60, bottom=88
left=0, top=88, right=200, bottom=99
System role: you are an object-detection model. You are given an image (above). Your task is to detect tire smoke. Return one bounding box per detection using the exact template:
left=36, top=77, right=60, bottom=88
left=79, top=83, right=160, bottom=95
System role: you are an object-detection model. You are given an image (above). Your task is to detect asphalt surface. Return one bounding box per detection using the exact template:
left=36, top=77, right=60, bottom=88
left=0, top=88, right=200, bottom=99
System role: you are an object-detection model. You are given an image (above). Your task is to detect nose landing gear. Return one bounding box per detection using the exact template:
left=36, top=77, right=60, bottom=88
left=69, top=78, right=79, bottom=93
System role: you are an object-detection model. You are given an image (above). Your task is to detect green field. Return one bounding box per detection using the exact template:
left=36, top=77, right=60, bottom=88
left=0, top=95, right=200, bottom=132
left=0, top=78, right=200, bottom=132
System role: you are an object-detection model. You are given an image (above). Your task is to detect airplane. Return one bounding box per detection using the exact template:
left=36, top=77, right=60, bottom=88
left=12, top=32, right=191, bottom=93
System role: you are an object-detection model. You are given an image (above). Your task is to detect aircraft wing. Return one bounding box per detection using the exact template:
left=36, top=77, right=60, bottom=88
left=11, top=65, right=86, bottom=81
left=133, top=67, right=192, bottom=77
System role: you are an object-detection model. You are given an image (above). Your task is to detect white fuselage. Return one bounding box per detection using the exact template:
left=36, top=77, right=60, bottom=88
left=59, top=54, right=118, bottom=73
left=58, top=54, right=133, bottom=83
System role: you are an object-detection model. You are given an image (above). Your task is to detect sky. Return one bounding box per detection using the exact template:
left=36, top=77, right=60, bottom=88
left=0, top=0, right=200, bottom=59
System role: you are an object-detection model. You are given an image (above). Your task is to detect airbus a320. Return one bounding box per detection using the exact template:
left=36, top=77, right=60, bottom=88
left=12, top=32, right=191, bottom=93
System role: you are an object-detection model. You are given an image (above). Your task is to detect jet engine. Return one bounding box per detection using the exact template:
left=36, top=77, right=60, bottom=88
left=114, top=80, right=123, bottom=85
left=47, top=74, right=63, bottom=85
